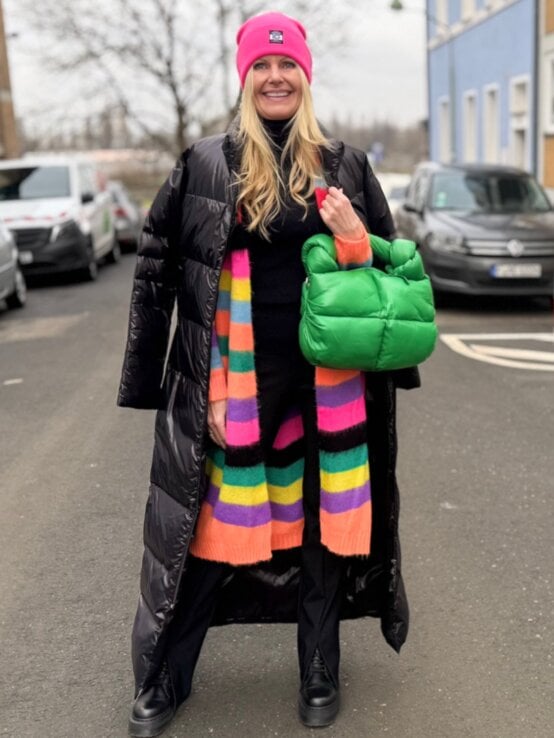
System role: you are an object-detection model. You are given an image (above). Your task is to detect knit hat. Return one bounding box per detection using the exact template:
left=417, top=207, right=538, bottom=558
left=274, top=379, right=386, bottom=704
left=236, top=11, right=312, bottom=88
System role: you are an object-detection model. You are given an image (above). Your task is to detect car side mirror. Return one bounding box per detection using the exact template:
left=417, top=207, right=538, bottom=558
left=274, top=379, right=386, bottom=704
left=81, top=192, right=94, bottom=204
left=403, top=202, right=423, bottom=216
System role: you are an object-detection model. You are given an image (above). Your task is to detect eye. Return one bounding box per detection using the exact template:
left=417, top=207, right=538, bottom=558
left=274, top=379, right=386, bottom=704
left=282, top=60, right=297, bottom=69
left=253, top=61, right=268, bottom=70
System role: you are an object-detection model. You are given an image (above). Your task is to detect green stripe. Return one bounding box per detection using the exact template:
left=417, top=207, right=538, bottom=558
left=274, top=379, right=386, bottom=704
left=229, top=350, right=255, bottom=373
left=222, top=463, right=266, bottom=487
left=266, top=458, right=304, bottom=487
left=217, top=335, right=229, bottom=359
left=320, top=445, right=368, bottom=473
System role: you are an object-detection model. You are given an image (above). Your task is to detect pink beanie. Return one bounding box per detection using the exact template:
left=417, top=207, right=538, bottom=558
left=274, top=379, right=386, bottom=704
left=236, top=11, right=312, bottom=88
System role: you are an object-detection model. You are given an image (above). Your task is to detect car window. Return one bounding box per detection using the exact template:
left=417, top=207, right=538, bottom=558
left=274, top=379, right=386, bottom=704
left=0, top=166, right=71, bottom=201
left=413, top=173, right=430, bottom=210
left=430, top=171, right=551, bottom=213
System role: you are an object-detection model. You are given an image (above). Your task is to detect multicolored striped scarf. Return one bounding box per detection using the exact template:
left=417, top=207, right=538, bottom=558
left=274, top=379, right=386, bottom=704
left=189, top=245, right=372, bottom=566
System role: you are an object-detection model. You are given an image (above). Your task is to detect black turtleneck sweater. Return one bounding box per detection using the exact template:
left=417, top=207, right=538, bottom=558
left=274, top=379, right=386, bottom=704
left=229, top=118, right=331, bottom=356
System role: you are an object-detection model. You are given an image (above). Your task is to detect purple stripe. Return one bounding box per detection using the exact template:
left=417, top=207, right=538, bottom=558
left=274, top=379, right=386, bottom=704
left=270, top=499, right=304, bottom=522
left=316, top=376, right=364, bottom=408
left=206, top=483, right=272, bottom=527
left=320, top=483, right=371, bottom=514
left=227, top=396, right=258, bottom=423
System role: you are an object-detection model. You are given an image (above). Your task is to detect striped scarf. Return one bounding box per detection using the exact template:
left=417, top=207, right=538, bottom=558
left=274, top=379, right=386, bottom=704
left=189, top=245, right=372, bottom=566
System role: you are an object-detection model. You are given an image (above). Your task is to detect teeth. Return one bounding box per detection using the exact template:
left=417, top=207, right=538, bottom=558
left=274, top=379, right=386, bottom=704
left=265, top=92, right=289, bottom=97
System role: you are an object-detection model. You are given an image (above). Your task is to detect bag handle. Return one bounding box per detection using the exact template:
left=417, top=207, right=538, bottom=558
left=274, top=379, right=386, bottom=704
left=302, top=232, right=426, bottom=281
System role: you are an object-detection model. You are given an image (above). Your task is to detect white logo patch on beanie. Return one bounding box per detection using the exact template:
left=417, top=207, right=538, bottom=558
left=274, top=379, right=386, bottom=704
left=269, top=30, right=284, bottom=43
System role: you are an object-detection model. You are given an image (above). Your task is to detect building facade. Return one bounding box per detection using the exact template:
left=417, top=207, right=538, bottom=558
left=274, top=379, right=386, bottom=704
left=427, top=0, right=537, bottom=173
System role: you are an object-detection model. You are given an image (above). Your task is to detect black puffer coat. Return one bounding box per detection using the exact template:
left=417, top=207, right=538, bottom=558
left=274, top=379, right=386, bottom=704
left=118, top=123, right=419, bottom=695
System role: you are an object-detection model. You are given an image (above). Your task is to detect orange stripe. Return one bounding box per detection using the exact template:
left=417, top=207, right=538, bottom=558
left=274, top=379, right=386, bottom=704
left=215, top=309, right=230, bottom=336
left=227, top=370, right=257, bottom=398
left=316, top=367, right=360, bottom=386
left=320, top=501, right=372, bottom=556
left=228, top=322, right=254, bottom=351
left=190, top=504, right=273, bottom=565
left=271, top=519, right=304, bottom=550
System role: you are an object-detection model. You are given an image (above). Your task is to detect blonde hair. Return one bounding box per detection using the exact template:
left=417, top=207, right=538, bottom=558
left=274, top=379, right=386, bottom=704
left=236, top=69, right=331, bottom=240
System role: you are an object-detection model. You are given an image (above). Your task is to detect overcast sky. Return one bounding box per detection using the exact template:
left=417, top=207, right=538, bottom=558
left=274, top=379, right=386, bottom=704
left=4, top=0, right=427, bottom=133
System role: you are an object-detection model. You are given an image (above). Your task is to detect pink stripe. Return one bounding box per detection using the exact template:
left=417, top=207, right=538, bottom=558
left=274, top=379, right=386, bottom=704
left=226, top=416, right=260, bottom=445
left=317, top=396, right=366, bottom=432
left=231, top=250, right=250, bottom=278
left=273, top=414, right=303, bottom=450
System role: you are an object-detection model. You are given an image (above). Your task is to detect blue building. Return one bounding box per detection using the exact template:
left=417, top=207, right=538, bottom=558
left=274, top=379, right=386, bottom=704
left=427, top=0, right=537, bottom=173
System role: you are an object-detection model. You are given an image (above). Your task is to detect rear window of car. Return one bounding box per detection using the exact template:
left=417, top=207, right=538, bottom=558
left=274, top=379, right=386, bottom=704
left=0, top=166, right=71, bottom=201
left=429, top=171, right=551, bottom=213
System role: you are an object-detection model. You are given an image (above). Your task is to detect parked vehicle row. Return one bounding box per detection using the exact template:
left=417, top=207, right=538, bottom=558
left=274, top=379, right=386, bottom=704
left=0, top=155, right=144, bottom=313
left=392, top=162, right=554, bottom=299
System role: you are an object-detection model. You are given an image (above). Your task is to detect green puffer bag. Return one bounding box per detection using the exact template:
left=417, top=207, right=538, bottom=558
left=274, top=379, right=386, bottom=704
left=299, top=232, right=438, bottom=371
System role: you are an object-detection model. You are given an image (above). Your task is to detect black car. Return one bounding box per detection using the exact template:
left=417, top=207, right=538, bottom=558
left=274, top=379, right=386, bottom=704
left=395, top=162, right=554, bottom=297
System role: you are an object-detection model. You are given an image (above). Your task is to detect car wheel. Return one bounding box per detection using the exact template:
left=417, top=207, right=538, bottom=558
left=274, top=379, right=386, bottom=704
left=106, top=237, right=121, bottom=264
left=6, top=267, right=27, bottom=309
left=78, top=241, right=98, bottom=282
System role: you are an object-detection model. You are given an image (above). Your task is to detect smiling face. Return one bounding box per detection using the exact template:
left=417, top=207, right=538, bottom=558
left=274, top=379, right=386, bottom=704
left=251, top=55, right=303, bottom=120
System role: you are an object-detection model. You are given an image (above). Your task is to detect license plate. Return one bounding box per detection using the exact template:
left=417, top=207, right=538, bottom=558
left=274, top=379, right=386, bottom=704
left=491, top=263, right=542, bottom=278
left=18, top=251, right=34, bottom=265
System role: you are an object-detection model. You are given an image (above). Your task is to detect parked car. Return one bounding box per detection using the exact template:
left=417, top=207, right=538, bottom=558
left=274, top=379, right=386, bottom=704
left=0, top=221, right=26, bottom=309
left=0, top=156, right=119, bottom=281
left=107, top=180, right=144, bottom=251
left=376, top=173, right=410, bottom=223
left=395, top=162, right=554, bottom=297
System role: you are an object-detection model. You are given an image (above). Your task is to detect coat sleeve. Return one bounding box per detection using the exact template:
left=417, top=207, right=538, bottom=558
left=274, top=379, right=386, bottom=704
left=117, top=152, right=189, bottom=409
left=361, top=157, right=396, bottom=241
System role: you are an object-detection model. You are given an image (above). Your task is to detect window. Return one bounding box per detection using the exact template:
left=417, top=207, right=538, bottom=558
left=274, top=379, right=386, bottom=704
left=509, top=76, right=530, bottom=169
left=463, top=92, right=478, bottom=163
left=0, top=166, right=71, bottom=201
left=439, top=98, right=451, bottom=162
left=461, top=0, right=476, bottom=22
left=483, top=86, right=500, bottom=163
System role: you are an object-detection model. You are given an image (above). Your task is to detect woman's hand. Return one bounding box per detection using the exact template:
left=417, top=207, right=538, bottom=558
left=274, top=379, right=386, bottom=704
left=207, top=399, right=227, bottom=449
left=318, top=186, right=365, bottom=238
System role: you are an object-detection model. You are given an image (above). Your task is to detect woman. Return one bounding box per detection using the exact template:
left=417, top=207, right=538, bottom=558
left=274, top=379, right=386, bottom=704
left=118, top=11, right=418, bottom=737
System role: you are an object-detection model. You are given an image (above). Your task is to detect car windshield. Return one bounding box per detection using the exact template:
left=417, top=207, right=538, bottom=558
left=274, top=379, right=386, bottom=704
left=429, top=171, right=551, bottom=213
left=0, top=166, right=71, bottom=201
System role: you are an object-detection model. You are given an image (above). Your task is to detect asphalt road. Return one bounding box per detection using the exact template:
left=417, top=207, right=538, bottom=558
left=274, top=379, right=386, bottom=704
left=1, top=255, right=553, bottom=738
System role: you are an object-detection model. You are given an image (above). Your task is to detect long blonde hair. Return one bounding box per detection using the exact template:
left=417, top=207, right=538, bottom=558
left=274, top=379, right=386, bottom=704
left=236, top=69, right=331, bottom=240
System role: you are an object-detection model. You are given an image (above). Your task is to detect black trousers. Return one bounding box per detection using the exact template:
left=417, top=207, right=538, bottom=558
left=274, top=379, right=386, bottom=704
left=165, top=350, right=344, bottom=705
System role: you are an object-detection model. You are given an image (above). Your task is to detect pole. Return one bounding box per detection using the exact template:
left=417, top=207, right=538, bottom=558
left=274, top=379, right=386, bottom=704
left=0, top=0, right=20, bottom=159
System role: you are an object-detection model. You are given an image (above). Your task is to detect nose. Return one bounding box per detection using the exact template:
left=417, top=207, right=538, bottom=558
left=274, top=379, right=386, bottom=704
left=267, top=64, right=283, bottom=83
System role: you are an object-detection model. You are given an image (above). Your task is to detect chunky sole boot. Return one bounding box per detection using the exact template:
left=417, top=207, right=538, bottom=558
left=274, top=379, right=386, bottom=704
left=298, top=649, right=340, bottom=728
left=298, top=690, right=340, bottom=728
left=128, top=666, right=177, bottom=738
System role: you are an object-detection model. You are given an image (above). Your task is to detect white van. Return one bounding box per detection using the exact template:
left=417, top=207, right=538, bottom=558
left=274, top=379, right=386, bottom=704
left=0, top=156, right=118, bottom=280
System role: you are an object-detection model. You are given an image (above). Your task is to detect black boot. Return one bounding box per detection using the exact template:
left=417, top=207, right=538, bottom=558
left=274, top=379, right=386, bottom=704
left=298, top=649, right=340, bottom=728
left=128, top=664, right=177, bottom=737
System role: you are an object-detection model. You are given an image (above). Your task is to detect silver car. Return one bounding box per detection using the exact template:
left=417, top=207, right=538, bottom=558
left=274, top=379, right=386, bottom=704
left=0, top=221, right=26, bottom=310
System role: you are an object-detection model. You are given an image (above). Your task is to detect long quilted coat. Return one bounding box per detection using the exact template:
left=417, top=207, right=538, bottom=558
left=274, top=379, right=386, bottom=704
left=118, top=122, right=420, bottom=696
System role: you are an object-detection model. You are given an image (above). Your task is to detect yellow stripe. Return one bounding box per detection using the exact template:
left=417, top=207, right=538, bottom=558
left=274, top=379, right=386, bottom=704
left=219, top=481, right=268, bottom=506
left=320, top=464, right=369, bottom=493
left=268, top=478, right=303, bottom=505
left=219, top=269, right=231, bottom=291
left=230, top=277, right=251, bottom=301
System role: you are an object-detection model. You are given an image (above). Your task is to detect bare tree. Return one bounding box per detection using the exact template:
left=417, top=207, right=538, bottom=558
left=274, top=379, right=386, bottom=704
left=15, top=0, right=351, bottom=154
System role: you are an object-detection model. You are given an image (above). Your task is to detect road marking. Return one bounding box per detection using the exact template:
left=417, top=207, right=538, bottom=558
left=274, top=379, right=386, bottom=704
left=440, top=332, right=554, bottom=371
left=0, top=313, right=89, bottom=344
left=3, top=378, right=23, bottom=385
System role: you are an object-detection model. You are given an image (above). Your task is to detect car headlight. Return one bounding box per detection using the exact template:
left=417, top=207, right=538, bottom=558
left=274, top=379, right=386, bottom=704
left=50, top=220, right=78, bottom=242
left=426, top=232, right=466, bottom=253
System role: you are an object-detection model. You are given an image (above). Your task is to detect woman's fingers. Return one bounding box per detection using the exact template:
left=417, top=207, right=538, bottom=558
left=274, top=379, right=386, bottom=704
left=318, top=187, right=363, bottom=236
left=207, top=399, right=227, bottom=448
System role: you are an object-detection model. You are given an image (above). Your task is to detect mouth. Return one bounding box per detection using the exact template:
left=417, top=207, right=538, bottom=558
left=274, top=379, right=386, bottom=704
left=262, top=91, right=292, bottom=99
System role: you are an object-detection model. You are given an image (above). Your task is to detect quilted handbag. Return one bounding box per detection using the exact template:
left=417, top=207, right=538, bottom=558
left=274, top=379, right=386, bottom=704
left=299, top=232, right=438, bottom=371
